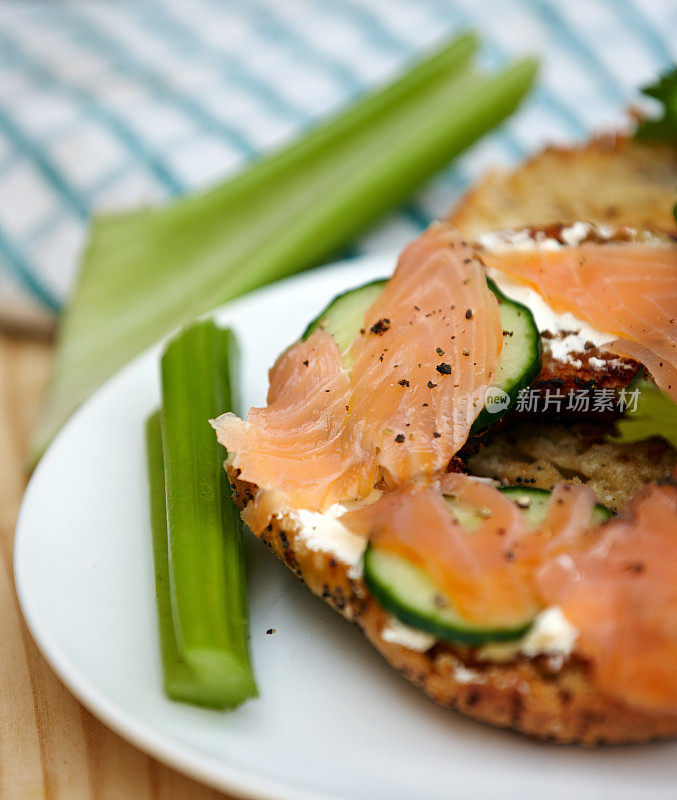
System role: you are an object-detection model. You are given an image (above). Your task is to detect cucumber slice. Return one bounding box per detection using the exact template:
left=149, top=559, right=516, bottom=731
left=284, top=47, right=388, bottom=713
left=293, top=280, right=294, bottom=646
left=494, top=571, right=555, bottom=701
left=363, top=546, right=533, bottom=645
left=364, top=485, right=612, bottom=645
left=497, top=486, right=612, bottom=528
left=444, top=485, right=612, bottom=531
left=302, top=276, right=541, bottom=424
left=471, top=279, right=542, bottom=432
left=302, top=279, right=387, bottom=363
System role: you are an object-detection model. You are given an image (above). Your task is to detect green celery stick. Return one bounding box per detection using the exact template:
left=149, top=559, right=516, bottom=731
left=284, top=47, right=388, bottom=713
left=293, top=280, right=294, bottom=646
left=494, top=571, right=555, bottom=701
left=146, top=411, right=228, bottom=705
left=153, top=321, right=256, bottom=708
left=33, top=35, right=538, bottom=460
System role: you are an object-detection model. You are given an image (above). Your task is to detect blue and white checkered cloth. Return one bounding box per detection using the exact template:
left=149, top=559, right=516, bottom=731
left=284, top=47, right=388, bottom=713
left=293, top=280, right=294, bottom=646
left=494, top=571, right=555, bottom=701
left=0, top=0, right=674, bottom=331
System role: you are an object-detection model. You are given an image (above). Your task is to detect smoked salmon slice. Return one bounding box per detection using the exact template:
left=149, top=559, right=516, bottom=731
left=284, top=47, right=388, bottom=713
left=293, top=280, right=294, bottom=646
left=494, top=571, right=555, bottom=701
left=537, top=479, right=677, bottom=713
left=342, top=475, right=597, bottom=629
left=212, top=224, right=502, bottom=519
left=211, top=330, right=374, bottom=518
left=343, top=475, right=539, bottom=627
left=347, top=224, right=502, bottom=484
left=481, top=239, right=677, bottom=401
left=345, top=471, right=677, bottom=713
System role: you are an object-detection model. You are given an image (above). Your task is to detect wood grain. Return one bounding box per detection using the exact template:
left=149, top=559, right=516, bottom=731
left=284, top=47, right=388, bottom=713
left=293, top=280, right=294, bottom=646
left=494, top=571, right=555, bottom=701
left=0, top=333, right=234, bottom=800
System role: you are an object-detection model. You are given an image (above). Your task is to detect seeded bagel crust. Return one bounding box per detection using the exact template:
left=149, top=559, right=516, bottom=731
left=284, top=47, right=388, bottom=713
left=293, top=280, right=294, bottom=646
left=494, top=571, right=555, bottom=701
left=228, top=467, right=677, bottom=745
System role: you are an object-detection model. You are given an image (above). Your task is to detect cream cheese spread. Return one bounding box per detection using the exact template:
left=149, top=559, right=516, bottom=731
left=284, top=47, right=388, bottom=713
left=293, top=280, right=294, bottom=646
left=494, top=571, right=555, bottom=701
left=477, top=607, right=578, bottom=665
left=286, top=503, right=367, bottom=579
left=381, top=616, right=437, bottom=652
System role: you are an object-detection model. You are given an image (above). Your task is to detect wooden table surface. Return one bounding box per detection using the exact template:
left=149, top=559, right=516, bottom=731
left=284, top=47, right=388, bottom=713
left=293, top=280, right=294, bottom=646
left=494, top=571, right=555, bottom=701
left=0, top=333, right=236, bottom=800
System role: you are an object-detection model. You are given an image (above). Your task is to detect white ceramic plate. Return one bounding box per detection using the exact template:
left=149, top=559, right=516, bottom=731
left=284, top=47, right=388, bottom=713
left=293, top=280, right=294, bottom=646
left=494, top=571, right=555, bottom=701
left=15, top=253, right=677, bottom=800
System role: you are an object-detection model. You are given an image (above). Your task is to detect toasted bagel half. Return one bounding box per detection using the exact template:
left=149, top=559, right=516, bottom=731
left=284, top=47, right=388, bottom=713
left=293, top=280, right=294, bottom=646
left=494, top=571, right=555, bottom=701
left=224, top=135, right=677, bottom=744
left=229, top=467, right=677, bottom=744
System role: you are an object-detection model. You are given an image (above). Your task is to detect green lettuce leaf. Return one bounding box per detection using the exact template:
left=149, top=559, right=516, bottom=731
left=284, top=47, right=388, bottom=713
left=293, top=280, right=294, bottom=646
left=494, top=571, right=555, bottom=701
left=635, top=66, right=677, bottom=142
left=611, top=379, right=677, bottom=449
